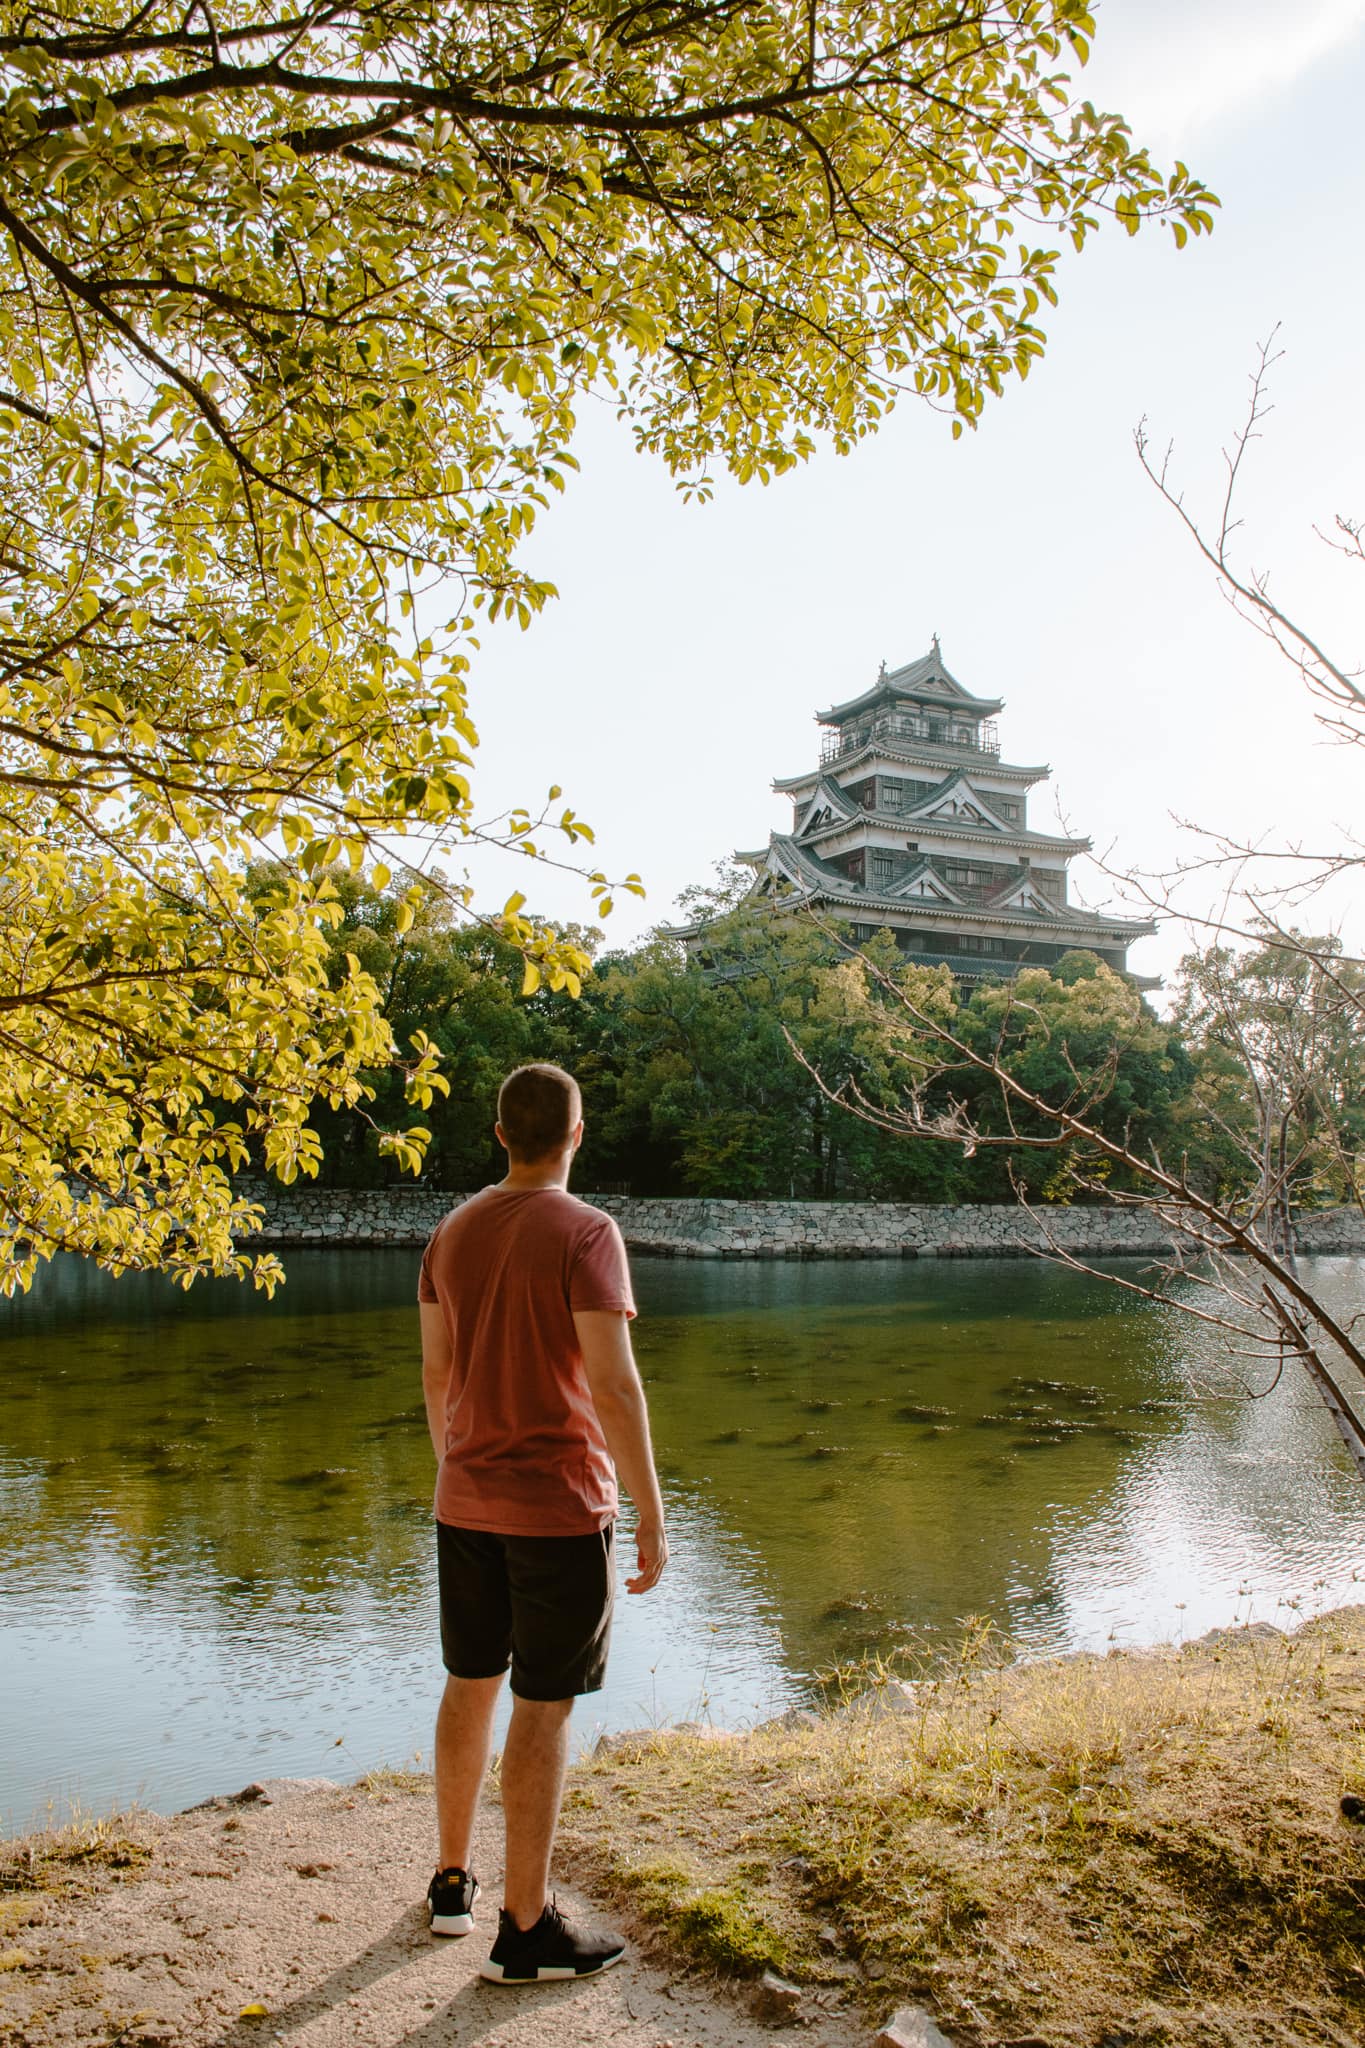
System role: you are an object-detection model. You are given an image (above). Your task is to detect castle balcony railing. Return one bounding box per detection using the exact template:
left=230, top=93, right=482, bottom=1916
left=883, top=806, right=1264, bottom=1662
left=820, top=714, right=1000, bottom=765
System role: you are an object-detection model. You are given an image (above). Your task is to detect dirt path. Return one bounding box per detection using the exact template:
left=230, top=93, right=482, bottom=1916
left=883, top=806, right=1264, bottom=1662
left=1, top=1777, right=862, bottom=2048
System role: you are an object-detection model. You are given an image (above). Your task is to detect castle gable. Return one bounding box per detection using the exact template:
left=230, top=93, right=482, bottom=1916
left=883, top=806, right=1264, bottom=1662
left=794, top=777, right=858, bottom=837
left=990, top=874, right=1060, bottom=918
left=886, top=859, right=965, bottom=906
left=903, top=773, right=1007, bottom=832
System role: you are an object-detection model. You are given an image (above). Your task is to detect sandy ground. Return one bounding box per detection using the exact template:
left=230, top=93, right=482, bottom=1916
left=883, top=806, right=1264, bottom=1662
left=0, top=1776, right=864, bottom=2048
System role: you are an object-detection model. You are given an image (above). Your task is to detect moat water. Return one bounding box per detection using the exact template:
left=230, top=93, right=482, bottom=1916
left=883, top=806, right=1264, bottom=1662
left=3, top=1250, right=1363, bottom=1831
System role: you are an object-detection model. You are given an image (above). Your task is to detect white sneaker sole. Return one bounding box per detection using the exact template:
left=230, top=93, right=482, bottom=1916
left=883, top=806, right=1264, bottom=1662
left=430, top=1910, right=476, bottom=1936
left=479, top=1949, right=626, bottom=1984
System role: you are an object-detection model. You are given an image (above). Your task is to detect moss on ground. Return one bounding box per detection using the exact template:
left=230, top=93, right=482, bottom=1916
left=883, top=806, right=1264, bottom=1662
left=0, top=1810, right=156, bottom=1966
left=558, top=1607, right=1365, bottom=2047
left=0, top=1813, right=154, bottom=1904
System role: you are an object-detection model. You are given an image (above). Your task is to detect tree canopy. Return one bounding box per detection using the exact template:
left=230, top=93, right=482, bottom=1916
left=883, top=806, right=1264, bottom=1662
left=303, top=876, right=1200, bottom=1204
left=0, top=0, right=1214, bottom=1287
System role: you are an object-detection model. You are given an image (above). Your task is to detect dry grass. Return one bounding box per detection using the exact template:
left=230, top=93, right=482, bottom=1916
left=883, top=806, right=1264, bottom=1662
left=559, top=1608, right=1365, bottom=2047
left=354, top=1765, right=429, bottom=1797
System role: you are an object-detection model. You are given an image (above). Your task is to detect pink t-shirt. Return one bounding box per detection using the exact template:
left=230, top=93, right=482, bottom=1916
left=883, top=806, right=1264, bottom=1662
left=418, top=1186, right=636, bottom=1537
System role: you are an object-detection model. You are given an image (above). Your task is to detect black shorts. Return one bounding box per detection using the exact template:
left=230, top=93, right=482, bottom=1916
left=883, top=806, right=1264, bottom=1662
left=436, top=1521, right=616, bottom=1700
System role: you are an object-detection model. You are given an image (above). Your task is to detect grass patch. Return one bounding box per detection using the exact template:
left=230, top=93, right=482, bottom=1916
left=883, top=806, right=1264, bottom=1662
left=0, top=1812, right=154, bottom=1903
left=559, top=1608, right=1365, bottom=2045
left=354, top=1765, right=430, bottom=1796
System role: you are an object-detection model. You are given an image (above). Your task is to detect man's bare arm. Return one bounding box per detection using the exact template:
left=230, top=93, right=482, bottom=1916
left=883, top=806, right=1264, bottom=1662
left=420, top=1300, right=454, bottom=1463
left=573, top=1310, right=668, bottom=1594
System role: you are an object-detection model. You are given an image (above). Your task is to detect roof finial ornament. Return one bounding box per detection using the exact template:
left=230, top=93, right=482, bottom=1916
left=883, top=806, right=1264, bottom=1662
left=878, top=658, right=887, bottom=681
left=931, top=631, right=941, bottom=662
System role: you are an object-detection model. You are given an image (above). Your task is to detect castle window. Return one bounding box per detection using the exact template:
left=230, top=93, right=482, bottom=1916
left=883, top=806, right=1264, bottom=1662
left=946, top=865, right=970, bottom=884
left=872, top=854, right=895, bottom=885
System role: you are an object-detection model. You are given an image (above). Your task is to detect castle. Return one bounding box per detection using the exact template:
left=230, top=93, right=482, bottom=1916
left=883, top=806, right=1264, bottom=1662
left=675, top=641, right=1155, bottom=982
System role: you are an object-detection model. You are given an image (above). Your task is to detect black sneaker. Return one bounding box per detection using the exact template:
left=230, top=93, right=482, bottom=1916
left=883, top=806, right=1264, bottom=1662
left=479, top=1898, right=626, bottom=1983
left=427, top=1864, right=480, bottom=1936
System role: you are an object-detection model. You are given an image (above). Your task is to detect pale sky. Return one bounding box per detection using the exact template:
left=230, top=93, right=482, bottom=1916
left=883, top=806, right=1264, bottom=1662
left=440, top=0, right=1365, bottom=990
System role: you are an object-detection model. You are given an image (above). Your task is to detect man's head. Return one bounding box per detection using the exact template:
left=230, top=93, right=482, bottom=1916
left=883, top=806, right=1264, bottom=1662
left=495, top=1063, right=583, bottom=1165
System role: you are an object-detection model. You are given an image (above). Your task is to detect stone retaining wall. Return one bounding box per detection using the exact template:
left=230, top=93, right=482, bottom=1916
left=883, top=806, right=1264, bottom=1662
left=242, top=1186, right=1365, bottom=1260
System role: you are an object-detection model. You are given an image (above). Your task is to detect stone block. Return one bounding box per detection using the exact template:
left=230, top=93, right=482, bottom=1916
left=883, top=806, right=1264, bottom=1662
left=232, top=1775, right=339, bottom=1805
left=750, top=1970, right=803, bottom=2022
left=592, top=1727, right=660, bottom=1758
left=843, top=1678, right=920, bottom=1720
left=875, top=2005, right=956, bottom=2048
left=756, top=1706, right=822, bottom=1734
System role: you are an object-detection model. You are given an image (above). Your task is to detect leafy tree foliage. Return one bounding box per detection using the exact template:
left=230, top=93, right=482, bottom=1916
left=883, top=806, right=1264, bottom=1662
left=301, top=869, right=541, bottom=1187
left=951, top=954, right=1195, bottom=1198
left=562, top=916, right=962, bottom=1199
left=0, top=0, right=1213, bottom=1285
left=1169, top=934, right=1365, bottom=1214
left=308, top=885, right=1195, bottom=1201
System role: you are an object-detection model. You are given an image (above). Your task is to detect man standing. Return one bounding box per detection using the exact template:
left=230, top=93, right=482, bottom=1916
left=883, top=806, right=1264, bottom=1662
left=418, top=1062, right=668, bottom=1984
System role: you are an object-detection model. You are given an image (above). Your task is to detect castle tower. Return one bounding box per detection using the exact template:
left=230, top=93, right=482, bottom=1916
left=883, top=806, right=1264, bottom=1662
left=679, top=643, right=1156, bottom=983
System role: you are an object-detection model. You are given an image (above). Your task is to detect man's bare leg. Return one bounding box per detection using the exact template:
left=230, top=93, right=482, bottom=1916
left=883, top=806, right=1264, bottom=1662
left=501, top=1695, right=575, bottom=1929
left=435, top=1672, right=503, bottom=1870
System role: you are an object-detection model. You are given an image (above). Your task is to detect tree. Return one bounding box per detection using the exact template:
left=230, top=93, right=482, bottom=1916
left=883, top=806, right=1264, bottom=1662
left=801, top=349, right=1365, bottom=1478
left=1171, top=933, right=1365, bottom=1227
left=0, top=1, right=1214, bottom=1288
left=304, top=867, right=557, bottom=1186
left=952, top=953, right=1193, bottom=1199
left=533, top=909, right=1188, bottom=1200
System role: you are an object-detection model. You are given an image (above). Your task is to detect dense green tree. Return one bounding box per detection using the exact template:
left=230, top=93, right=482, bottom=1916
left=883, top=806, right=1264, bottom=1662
left=566, top=916, right=967, bottom=1198
left=306, top=868, right=613, bottom=1185
left=950, top=953, right=1195, bottom=1199
left=313, top=893, right=1194, bottom=1204
left=567, top=931, right=1195, bottom=1202
left=0, top=0, right=1214, bottom=1285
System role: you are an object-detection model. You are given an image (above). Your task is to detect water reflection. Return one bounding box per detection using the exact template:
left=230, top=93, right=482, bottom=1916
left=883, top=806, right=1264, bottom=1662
left=2, top=1250, right=1362, bottom=1830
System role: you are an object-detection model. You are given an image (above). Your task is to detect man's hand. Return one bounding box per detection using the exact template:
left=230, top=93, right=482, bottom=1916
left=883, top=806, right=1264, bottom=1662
left=626, top=1519, right=669, bottom=1595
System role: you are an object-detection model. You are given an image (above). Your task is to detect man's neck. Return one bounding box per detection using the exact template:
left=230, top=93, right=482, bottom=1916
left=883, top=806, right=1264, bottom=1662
left=499, top=1153, right=573, bottom=1193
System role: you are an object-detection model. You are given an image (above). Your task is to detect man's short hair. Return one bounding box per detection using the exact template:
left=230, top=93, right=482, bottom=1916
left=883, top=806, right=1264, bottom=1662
left=497, top=1063, right=582, bottom=1162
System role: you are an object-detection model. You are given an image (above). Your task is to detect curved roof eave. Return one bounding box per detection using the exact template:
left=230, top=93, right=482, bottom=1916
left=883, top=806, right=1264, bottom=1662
left=815, top=647, right=1004, bottom=722
left=775, top=752, right=1050, bottom=793
left=797, top=813, right=1091, bottom=858
left=789, top=882, right=1157, bottom=938
left=816, top=681, right=1004, bottom=723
